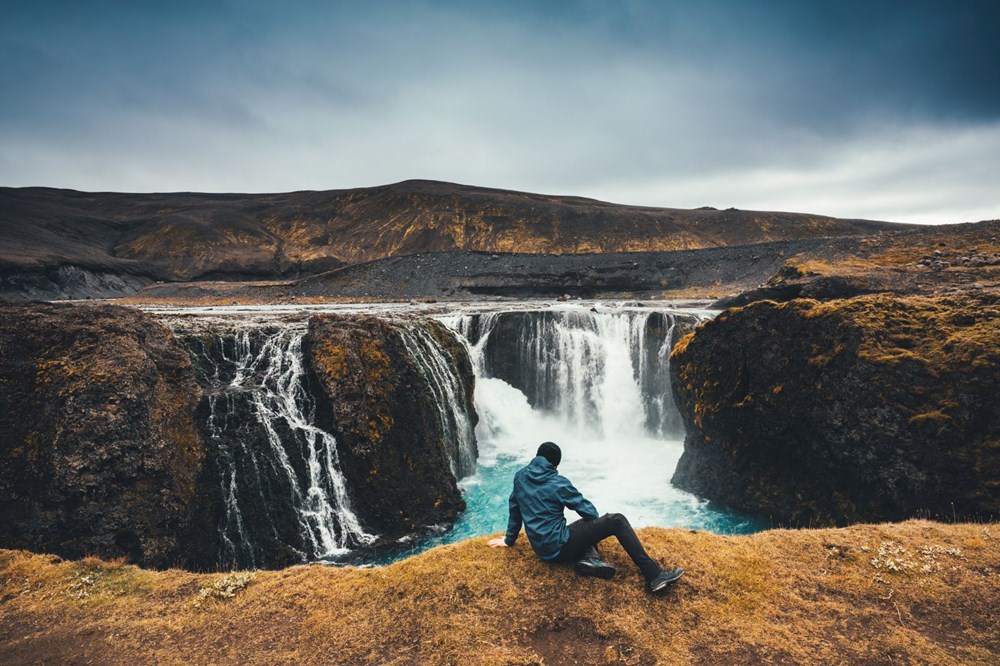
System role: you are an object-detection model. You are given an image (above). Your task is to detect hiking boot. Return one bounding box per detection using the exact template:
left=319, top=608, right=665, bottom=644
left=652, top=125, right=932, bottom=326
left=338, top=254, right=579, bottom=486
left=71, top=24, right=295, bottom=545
left=647, top=567, right=684, bottom=594
left=574, top=557, right=616, bottom=579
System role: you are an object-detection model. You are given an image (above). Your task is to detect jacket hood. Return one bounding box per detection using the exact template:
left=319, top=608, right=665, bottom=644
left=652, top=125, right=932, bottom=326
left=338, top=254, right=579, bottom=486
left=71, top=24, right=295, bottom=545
left=525, top=456, right=558, bottom=483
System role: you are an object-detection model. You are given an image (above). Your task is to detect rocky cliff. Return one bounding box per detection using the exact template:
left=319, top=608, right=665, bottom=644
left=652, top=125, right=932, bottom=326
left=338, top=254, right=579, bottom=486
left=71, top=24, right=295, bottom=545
left=0, top=303, right=207, bottom=566
left=0, top=304, right=480, bottom=569
left=670, top=294, right=1000, bottom=525
left=306, top=315, right=475, bottom=539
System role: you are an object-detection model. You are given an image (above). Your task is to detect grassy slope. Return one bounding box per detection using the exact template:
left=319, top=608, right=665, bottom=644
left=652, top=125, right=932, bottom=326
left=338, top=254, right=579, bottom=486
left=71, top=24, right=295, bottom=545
left=1, top=521, right=997, bottom=665
left=780, top=220, right=1000, bottom=293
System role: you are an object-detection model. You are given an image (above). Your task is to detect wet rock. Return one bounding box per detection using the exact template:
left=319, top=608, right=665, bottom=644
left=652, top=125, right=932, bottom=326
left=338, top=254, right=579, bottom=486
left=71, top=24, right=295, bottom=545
left=306, top=316, right=473, bottom=538
left=670, top=294, right=1000, bottom=526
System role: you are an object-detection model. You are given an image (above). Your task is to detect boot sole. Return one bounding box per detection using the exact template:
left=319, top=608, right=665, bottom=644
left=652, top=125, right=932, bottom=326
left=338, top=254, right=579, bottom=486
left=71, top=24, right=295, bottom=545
left=575, top=562, right=616, bottom=580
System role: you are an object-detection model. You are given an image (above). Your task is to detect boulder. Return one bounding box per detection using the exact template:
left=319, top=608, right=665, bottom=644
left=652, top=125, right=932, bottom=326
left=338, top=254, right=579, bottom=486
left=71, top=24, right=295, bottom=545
left=0, top=303, right=207, bottom=566
left=306, top=315, right=472, bottom=537
left=670, top=294, right=1000, bottom=525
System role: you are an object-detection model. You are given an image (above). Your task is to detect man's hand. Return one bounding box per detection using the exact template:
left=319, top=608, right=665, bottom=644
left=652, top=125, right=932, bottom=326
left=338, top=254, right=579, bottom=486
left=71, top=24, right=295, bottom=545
left=487, top=537, right=509, bottom=548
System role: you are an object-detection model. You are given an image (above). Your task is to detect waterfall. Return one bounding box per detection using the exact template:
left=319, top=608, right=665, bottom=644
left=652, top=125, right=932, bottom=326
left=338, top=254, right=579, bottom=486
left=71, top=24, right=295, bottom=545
left=442, top=307, right=696, bottom=439
left=420, top=303, right=765, bottom=546
left=184, top=327, right=375, bottom=568
left=150, top=303, right=759, bottom=569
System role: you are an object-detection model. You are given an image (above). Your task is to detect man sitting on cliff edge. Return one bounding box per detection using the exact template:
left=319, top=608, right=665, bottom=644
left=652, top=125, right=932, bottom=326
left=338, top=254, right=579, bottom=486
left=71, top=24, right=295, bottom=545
left=488, top=442, right=684, bottom=594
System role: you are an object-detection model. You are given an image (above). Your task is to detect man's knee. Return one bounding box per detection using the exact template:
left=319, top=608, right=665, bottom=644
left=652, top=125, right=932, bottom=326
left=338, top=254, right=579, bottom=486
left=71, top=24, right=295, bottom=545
left=604, top=512, right=629, bottom=528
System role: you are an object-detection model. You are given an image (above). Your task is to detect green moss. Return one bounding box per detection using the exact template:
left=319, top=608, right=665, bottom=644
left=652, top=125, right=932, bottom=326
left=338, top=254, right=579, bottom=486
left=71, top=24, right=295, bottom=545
left=67, top=558, right=152, bottom=603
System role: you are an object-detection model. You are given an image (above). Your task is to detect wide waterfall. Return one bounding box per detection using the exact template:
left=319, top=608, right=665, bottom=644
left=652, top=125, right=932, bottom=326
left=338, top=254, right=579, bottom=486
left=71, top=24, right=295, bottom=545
left=152, top=302, right=762, bottom=568
left=444, top=308, right=689, bottom=438
left=382, top=303, right=764, bottom=562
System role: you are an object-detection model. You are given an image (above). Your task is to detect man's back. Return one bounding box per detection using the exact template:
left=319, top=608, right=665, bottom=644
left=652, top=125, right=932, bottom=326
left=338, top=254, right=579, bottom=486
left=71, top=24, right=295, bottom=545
left=505, top=455, right=597, bottom=559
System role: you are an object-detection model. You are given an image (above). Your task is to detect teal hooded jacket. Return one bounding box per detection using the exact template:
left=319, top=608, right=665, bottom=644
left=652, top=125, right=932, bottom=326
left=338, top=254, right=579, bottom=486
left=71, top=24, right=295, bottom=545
left=504, top=456, right=599, bottom=559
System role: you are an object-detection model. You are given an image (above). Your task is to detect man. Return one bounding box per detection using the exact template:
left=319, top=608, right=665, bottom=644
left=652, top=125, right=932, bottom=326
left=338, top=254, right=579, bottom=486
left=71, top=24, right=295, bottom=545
left=488, top=442, right=684, bottom=594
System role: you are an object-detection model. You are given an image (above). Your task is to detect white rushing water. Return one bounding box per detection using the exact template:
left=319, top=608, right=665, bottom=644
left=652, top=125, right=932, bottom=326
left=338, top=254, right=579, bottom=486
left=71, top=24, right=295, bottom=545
left=393, top=319, right=477, bottom=478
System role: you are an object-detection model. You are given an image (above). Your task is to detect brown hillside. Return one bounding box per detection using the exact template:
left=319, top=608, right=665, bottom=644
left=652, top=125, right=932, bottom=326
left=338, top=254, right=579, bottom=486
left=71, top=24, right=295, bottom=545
left=0, top=180, right=904, bottom=282
left=1, top=521, right=997, bottom=665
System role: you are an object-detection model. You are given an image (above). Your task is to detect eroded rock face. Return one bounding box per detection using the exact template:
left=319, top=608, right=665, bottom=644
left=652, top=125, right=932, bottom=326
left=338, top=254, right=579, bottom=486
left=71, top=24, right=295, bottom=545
left=0, top=303, right=207, bottom=566
left=0, top=266, right=152, bottom=301
left=306, top=315, right=473, bottom=537
left=670, top=294, right=1000, bottom=525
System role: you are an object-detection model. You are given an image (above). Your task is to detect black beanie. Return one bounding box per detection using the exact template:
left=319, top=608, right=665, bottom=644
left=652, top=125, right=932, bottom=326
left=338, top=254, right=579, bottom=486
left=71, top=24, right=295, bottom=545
left=537, top=441, right=561, bottom=467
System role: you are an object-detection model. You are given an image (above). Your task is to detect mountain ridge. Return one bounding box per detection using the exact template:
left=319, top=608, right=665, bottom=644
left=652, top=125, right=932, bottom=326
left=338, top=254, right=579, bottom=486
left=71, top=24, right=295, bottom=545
left=0, top=180, right=907, bottom=289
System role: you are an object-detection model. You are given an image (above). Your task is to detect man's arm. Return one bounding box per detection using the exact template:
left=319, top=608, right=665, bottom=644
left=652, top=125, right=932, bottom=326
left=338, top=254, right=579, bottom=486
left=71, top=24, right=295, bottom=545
left=504, top=491, right=522, bottom=545
left=489, top=491, right=521, bottom=548
left=559, top=480, right=599, bottom=520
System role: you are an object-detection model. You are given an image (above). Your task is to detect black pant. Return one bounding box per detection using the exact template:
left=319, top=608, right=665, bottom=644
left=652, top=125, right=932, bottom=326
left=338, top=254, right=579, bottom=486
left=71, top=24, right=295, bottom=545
left=553, top=513, right=662, bottom=582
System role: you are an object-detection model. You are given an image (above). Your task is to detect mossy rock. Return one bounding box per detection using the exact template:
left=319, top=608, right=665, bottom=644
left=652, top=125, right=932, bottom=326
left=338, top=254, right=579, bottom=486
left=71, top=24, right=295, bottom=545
left=670, top=293, right=1000, bottom=525
left=0, top=303, right=208, bottom=566
left=306, top=315, right=473, bottom=538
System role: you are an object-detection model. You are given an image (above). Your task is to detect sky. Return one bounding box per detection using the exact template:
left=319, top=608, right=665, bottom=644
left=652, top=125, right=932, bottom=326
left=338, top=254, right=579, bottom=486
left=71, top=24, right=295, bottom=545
left=1, top=0, right=998, bottom=224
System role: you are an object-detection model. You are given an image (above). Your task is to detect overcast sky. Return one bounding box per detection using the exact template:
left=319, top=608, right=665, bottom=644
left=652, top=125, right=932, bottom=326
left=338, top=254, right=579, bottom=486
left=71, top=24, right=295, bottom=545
left=2, top=1, right=998, bottom=223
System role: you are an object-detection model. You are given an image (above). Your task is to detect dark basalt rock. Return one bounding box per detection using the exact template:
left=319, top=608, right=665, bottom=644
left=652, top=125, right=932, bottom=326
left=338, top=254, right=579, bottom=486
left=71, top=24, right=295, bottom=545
left=670, top=294, right=1000, bottom=526
left=305, top=315, right=472, bottom=537
left=0, top=303, right=208, bottom=566
left=177, top=328, right=330, bottom=570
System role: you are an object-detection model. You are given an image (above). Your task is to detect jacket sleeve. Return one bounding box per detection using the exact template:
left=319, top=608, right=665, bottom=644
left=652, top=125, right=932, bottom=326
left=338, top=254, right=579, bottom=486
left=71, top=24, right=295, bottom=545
left=504, top=490, right=522, bottom=545
left=559, top=479, right=599, bottom=520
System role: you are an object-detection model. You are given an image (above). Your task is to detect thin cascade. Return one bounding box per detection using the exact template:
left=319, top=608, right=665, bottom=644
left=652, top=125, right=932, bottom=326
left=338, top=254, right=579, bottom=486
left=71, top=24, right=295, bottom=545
left=438, top=311, right=500, bottom=376
left=185, top=328, right=375, bottom=567
left=646, top=316, right=680, bottom=438
left=392, top=319, right=478, bottom=478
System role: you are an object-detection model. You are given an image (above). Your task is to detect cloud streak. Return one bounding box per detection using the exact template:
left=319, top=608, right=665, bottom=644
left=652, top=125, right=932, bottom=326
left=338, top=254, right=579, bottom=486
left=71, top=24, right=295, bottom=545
left=1, top=1, right=997, bottom=224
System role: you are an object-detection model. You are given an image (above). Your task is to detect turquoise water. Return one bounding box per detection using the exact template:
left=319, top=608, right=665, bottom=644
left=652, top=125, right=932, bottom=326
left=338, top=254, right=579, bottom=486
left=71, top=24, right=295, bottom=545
left=348, top=374, right=766, bottom=566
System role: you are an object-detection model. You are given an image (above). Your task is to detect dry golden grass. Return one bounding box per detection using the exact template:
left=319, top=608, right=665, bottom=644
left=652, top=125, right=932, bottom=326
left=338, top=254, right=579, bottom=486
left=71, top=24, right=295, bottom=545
left=774, top=220, right=1000, bottom=288
left=1, top=521, right=997, bottom=665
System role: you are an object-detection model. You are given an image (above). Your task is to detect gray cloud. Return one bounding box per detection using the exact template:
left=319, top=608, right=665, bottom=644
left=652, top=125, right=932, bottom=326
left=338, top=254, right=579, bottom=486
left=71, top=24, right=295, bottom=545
left=0, top=1, right=997, bottom=223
